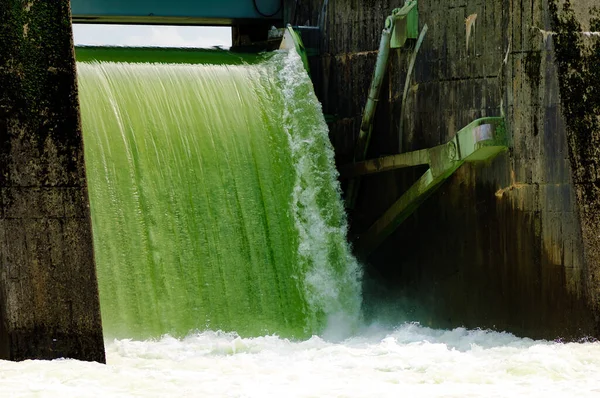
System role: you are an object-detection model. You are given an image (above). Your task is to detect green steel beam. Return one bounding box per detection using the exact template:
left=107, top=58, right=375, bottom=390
left=71, top=0, right=282, bottom=25
left=346, top=0, right=419, bottom=209
left=356, top=117, right=507, bottom=256
left=353, top=0, right=418, bottom=164
left=339, top=149, right=430, bottom=179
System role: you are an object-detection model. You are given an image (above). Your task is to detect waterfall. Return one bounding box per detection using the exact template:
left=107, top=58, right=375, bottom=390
left=77, top=49, right=362, bottom=339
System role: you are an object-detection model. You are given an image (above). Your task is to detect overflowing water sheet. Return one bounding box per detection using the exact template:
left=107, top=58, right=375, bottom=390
left=77, top=49, right=361, bottom=339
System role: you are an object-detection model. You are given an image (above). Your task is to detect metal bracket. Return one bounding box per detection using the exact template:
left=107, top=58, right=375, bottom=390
left=389, top=0, right=419, bottom=49
left=346, top=0, right=421, bottom=209
left=342, top=117, right=508, bottom=256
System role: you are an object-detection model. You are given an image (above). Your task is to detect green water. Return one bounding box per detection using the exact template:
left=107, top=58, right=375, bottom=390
left=75, top=46, right=263, bottom=65
left=78, top=50, right=362, bottom=340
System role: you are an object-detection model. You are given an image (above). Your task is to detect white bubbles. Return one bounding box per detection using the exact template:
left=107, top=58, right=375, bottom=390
left=273, top=48, right=363, bottom=335
left=3, top=324, right=600, bottom=397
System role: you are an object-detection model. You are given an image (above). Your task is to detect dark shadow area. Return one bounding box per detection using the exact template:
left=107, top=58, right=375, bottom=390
left=360, top=156, right=598, bottom=340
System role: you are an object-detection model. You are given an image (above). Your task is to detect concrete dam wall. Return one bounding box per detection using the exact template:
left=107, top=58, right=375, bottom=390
left=289, top=0, right=600, bottom=339
left=0, top=1, right=105, bottom=361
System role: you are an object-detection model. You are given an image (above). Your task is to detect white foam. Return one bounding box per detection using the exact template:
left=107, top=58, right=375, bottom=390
left=2, top=324, right=600, bottom=397
left=274, top=48, right=363, bottom=336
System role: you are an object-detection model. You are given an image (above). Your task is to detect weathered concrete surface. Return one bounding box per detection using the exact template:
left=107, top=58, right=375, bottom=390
left=0, top=1, right=105, bottom=361
left=550, top=0, right=600, bottom=337
left=288, top=0, right=600, bottom=339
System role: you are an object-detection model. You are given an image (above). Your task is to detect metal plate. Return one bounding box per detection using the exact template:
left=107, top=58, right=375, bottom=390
left=71, top=0, right=283, bottom=25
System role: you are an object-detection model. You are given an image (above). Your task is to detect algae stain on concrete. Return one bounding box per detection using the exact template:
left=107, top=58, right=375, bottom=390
left=550, top=0, right=600, bottom=322
left=0, top=0, right=105, bottom=362
left=524, top=51, right=542, bottom=92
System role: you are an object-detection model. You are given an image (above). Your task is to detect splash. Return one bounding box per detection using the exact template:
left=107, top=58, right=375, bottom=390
left=3, top=324, right=600, bottom=397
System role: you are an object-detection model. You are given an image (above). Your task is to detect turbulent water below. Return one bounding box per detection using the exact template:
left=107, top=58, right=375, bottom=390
left=2, top=323, right=600, bottom=397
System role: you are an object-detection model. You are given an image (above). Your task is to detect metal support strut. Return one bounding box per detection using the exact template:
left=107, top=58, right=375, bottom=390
left=343, top=1, right=509, bottom=257
left=346, top=0, right=419, bottom=209
left=341, top=117, right=508, bottom=256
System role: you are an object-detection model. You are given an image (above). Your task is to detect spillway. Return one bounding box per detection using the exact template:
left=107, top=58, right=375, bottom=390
left=77, top=49, right=362, bottom=339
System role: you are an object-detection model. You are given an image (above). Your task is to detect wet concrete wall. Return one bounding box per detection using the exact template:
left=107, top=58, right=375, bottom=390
left=288, top=0, right=600, bottom=339
left=0, top=1, right=105, bottom=361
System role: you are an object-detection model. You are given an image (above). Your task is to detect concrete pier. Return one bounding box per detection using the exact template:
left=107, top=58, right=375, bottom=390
left=289, top=0, right=600, bottom=339
left=0, top=1, right=105, bottom=361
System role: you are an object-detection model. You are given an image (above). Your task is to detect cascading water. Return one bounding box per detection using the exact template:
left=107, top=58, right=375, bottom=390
left=4, top=46, right=600, bottom=398
left=77, top=49, right=362, bottom=339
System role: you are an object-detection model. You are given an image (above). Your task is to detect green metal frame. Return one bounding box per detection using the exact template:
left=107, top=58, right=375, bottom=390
left=389, top=1, right=419, bottom=48
left=346, top=0, right=420, bottom=209
left=341, top=117, right=508, bottom=256
left=353, top=0, right=418, bottom=163
left=343, top=1, right=509, bottom=255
